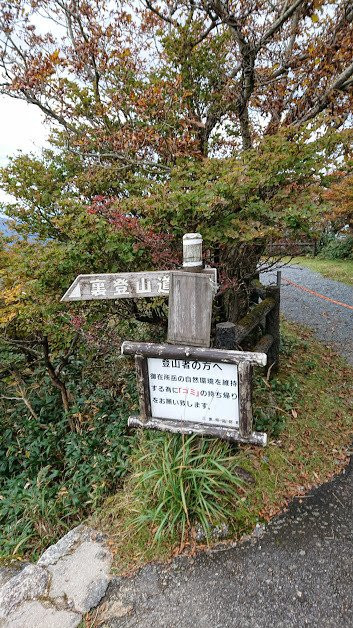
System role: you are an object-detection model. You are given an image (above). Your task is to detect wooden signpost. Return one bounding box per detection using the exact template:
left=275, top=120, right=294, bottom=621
left=61, top=232, right=268, bottom=446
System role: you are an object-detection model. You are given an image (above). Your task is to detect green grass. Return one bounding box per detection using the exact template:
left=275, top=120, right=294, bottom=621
left=285, top=256, right=353, bottom=286
left=94, top=321, right=353, bottom=572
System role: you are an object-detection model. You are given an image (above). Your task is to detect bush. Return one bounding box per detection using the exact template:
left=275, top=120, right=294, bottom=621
left=0, top=385, right=133, bottom=560
left=318, top=234, right=353, bottom=260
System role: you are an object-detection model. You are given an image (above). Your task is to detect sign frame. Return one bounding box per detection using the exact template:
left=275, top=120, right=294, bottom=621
left=121, top=341, right=267, bottom=446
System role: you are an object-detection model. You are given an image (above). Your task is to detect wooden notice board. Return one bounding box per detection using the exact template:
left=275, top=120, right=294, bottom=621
left=121, top=342, right=268, bottom=446
left=167, top=271, right=214, bottom=348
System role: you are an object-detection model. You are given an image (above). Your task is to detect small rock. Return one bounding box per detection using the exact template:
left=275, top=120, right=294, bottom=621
left=296, top=590, right=303, bottom=598
left=252, top=523, right=265, bottom=539
left=96, top=600, right=133, bottom=624
left=299, top=550, right=306, bottom=556
left=3, top=600, right=81, bottom=628
left=194, top=522, right=229, bottom=543
left=0, top=565, right=49, bottom=619
left=234, top=467, right=255, bottom=485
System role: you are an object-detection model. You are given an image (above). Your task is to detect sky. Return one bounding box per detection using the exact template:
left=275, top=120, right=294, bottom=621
left=0, top=95, right=49, bottom=206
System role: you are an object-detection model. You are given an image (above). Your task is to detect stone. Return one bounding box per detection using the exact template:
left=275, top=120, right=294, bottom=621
left=0, top=565, right=49, bottom=620
left=0, top=565, right=27, bottom=588
left=38, top=525, right=84, bottom=567
left=2, top=600, right=81, bottom=628
left=97, top=600, right=134, bottom=624
left=252, top=523, right=266, bottom=538
left=48, top=539, right=112, bottom=613
left=234, top=467, right=256, bottom=485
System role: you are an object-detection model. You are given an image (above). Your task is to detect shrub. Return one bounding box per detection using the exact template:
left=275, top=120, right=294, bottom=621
left=0, top=385, right=133, bottom=560
left=318, top=234, right=353, bottom=260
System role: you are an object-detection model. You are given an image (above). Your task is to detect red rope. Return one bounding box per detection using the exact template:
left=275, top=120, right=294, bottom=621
left=283, top=278, right=353, bottom=311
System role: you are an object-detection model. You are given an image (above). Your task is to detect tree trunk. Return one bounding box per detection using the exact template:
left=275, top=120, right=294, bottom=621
left=219, top=243, right=264, bottom=323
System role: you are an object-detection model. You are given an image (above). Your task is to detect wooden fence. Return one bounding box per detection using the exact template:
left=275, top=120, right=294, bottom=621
left=266, top=240, right=318, bottom=257
left=215, top=272, right=281, bottom=375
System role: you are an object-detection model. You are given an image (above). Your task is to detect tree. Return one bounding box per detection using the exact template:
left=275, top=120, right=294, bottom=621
left=324, top=172, right=353, bottom=233
left=0, top=1, right=352, bottom=160
left=0, top=0, right=352, bottom=328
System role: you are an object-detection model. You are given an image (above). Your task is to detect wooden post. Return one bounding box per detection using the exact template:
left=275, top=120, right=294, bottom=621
left=135, top=355, right=151, bottom=422
left=167, top=271, right=213, bottom=347
left=264, top=283, right=280, bottom=374
left=215, top=322, right=238, bottom=350
left=238, top=361, right=253, bottom=438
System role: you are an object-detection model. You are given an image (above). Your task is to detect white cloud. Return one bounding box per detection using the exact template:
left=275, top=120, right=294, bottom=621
left=0, top=95, right=49, bottom=164
left=0, top=95, right=50, bottom=206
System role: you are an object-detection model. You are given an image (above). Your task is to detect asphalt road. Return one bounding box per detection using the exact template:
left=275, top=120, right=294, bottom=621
left=97, top=264, right=353, bottom=628
left=98, top=461, right=352, bottom=627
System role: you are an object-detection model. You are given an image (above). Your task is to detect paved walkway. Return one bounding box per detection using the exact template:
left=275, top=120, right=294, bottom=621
left=261, top=263, right=353, bottom=365
left=98, top=461, right=352, bottom=627
left=96, top=265, right=353, bottom=627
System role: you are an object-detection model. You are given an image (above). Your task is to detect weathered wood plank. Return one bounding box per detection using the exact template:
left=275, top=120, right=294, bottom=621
left=182, top=233, right=203, bottom=269
left=121, top=340, right=267, bottom=367
left=61, top=268, right=217, bottom=302
left=253, top=334, right=274, bottom=354
left=238, top=361, right=253, bottom=438
left=232, top=297, right=275, bottom=343
left=61, top=271, right=171, bottom=302
left=167, top=271, right=213, bottom=347
left=135, top=355, right=151, bottom=423
left=128, top=416, right=267, bottom=446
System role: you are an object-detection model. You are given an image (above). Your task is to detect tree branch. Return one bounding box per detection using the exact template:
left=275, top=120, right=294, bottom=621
left=55, top=332, right=80, bottom=376
left=41, top=336, right=72, bottom=418
left=257, top=0, right=306, bottom=51
left=294, top=61, right=353, bottom=126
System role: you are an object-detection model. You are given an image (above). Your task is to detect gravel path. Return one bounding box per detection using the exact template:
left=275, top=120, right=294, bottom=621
left=261, top=264, right=353, bottom=364
left=94, top=263, right=353, bottom=628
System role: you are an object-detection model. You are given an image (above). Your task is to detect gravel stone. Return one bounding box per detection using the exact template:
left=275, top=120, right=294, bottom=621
left=261, top=264, right=353, bottom=365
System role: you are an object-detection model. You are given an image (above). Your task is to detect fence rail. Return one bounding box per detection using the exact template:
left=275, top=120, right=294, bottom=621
left=215, top=272, right=281, bottom=375
left=266, top=240, right=317, bottom=257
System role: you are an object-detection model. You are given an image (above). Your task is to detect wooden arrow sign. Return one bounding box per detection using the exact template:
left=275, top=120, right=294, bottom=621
left=61, top=268, right=217, bottom=302
left=61, top=271, right=171, bottom=302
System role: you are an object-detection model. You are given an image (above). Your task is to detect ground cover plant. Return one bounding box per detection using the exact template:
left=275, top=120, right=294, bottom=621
left=0, top=372, right=135, bottom=561
left=94, top=321, right=353, bottom=572
left=284, top=256, right=353, bottom=286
